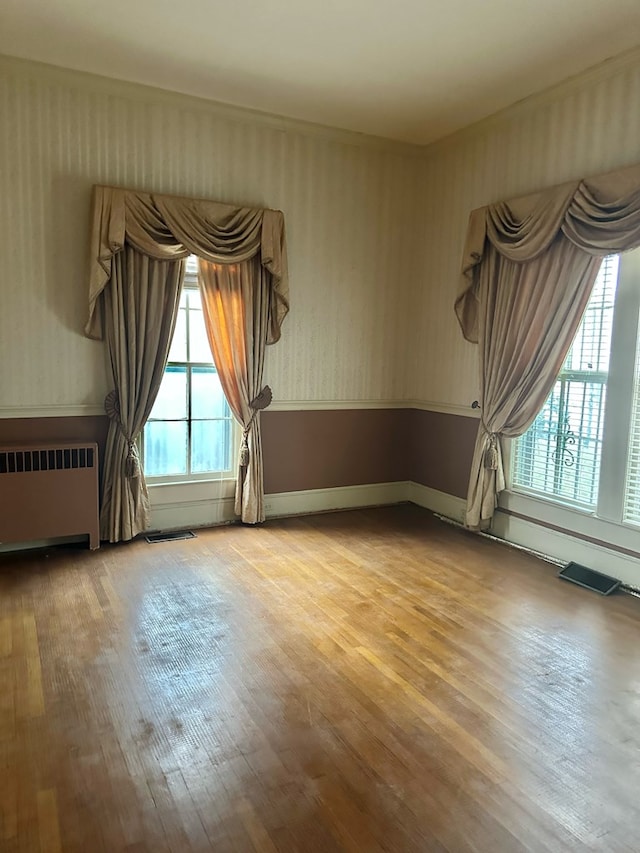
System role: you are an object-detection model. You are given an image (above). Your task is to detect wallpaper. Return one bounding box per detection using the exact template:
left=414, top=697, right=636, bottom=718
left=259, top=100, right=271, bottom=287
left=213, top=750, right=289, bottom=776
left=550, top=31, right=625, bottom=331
left=0, top=57, right=422, bottom=413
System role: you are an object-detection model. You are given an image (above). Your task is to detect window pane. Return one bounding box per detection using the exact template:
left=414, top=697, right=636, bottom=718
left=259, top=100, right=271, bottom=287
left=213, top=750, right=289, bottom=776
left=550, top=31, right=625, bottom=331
left=148, top=365, right=187, bottom=420
left=191, top=419, right=232, bottom=473
left=189, top=306, right=213, bottom=363
left=565, top=255, right=619, bottom=373
left=144, top=421, right=187, bottom=476
left=168, top=307, right=187, bottom=362
left=513, top=379, right=606, bottom=506
left=192, top=366, right=230, bottom=419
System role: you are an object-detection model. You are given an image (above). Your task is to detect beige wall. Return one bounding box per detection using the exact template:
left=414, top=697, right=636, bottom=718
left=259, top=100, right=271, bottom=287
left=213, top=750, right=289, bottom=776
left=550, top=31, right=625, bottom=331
left=409, top=49, right=640, bottom=411
left=0, top=56, right=422, bottom=415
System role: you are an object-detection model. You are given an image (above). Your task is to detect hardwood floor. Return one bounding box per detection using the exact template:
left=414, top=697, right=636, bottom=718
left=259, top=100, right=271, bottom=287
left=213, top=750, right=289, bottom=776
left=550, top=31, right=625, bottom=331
left=1, top=505, right=639, bottom=852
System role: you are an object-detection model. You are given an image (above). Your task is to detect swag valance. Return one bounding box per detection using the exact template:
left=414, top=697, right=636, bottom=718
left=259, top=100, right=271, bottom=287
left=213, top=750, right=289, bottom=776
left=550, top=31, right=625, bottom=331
left=454, top=162, right=640, bottom=530
left=456, top=162, right=640, bottom=343
left=85, top=185, right=289, bottom=343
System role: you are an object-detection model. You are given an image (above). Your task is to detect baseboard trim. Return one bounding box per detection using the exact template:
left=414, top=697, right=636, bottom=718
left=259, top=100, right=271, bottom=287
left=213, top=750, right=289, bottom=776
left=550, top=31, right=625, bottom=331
left=491, top=510, right=640, bottom=589
left=407, top=482, right=467, bottom=523
left=264, top=481, right=411, bottom=518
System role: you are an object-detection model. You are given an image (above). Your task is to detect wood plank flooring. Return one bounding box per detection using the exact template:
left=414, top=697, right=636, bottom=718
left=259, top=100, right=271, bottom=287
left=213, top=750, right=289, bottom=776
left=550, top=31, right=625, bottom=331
left=1, top=505, right=640, bottom=852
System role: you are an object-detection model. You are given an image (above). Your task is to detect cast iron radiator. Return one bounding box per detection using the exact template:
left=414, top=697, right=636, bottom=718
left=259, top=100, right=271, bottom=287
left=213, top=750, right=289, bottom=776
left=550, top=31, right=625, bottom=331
left=0, top=442, right=100, bottom=550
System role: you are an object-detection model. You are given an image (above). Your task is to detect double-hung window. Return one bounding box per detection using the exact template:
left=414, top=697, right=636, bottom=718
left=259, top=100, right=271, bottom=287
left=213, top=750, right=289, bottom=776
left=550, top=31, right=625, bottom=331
left=510, top=248, right=640, bottom=528
left=143, top=258, right=234, bottom=481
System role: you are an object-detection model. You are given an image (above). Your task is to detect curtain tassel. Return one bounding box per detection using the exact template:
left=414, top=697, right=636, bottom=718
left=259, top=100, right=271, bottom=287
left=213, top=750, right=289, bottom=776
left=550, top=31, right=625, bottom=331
left=239, top=430, right=250, bottom=467
left=125, top=441, right=141, bottom=478
left=484, top=434, right=499, bottom=470
left=238, top=387, right=273, bottom=468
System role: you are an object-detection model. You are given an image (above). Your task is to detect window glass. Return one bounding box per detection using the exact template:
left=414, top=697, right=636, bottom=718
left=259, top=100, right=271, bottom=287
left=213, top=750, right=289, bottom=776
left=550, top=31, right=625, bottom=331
left=143, top=262, right=234, bottom=480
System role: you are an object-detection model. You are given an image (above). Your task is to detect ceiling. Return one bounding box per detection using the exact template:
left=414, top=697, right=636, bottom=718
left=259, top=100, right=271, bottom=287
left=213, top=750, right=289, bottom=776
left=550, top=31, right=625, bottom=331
left=2, top=0, right=639, bottom=144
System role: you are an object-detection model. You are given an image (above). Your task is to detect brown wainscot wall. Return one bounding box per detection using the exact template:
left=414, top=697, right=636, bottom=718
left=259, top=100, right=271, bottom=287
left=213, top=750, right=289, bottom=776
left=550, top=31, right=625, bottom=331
left=406, top=409, right=478, bottom=499
left=261, top=408, right=412, bottom=493
left=0, top=409, right=479, bottom=501
left=261, top=407, right=478, bottom=497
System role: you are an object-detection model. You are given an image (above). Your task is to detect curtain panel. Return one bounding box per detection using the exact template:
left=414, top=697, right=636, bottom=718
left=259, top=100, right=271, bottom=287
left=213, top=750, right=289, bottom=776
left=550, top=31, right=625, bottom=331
left=100, top=248, right=184, bottom=542
left=85, top=186, right=289, bottom=540
left=198, top=257, right=272, bottom=523
left=455, top=162, right=640, bottom=529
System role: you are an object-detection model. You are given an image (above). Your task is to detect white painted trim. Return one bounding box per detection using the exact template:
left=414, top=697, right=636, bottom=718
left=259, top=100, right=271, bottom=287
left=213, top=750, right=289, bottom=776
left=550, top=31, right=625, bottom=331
left=0, top=401, right=481, bottom=418
left=0, top=405, right=105, bottom=419
left=406, top=400, right=480, bottom=418
left=491, top=510, right=640, bottom=589
left=500, top=490, right=640, bottom=559
left=147, top=480, right=469, bottom=530
left=407, top=482, right=467, bottom=523
left=264, top=481, right=410, bottom=518
left=148, top=478, right=236, bottom=505
left=268, top=399, right=479, bottom=416
left=0, top=54, right=423, bottom=157
left=148, top=496, right=236, bottom=532
left=268, top=399, right=404, bottom=412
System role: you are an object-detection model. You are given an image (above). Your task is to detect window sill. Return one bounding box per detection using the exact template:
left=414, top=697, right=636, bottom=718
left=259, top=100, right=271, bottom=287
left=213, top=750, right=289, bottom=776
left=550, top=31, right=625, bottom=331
left=148, top=477, right=236, bottom=507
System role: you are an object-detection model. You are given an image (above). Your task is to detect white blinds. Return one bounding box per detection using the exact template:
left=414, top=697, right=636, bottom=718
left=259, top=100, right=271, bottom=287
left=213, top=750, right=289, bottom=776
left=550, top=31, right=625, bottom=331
left=512, top=256, right=619, bottom=507
left=623, top=330, right=640, bottom=525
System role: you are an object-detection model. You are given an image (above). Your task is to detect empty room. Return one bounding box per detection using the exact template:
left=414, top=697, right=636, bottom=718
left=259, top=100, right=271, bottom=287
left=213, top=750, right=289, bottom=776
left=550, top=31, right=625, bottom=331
left=2, top=1, right=640, bottom=850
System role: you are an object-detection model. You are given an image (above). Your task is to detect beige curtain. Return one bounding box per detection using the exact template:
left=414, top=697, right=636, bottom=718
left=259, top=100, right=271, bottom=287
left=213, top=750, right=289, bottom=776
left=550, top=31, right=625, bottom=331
left=456, top=162, right=640, bottom=529
left=100, top=247, right=184, bottom=542
left=85, top=186, right=289, bottom=541
left=198, top=257, right=272, bottom=523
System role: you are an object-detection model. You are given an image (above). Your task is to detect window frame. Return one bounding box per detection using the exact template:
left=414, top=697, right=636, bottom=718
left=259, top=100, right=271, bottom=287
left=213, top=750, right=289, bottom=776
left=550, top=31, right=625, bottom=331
left=142, top=268, right=238, bottom=485
left=504, top=247, right=640, bottom=537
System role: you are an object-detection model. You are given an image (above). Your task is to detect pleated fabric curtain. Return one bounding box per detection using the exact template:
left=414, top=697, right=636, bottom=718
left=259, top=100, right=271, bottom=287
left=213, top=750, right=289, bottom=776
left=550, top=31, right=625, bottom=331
left=100, top=247, right=184, bottom=542
left=85, top=186, right=289, bottom=542
left=198, top=256, right=272, bottom=523
left=456, top=163, right=640, bottom=530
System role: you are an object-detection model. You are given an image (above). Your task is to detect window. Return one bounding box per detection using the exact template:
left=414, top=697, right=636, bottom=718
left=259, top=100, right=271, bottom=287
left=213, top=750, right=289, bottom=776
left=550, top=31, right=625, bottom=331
left=511, top=249, right=640, bottom=528
left=143, top=258, right=234, bottom=481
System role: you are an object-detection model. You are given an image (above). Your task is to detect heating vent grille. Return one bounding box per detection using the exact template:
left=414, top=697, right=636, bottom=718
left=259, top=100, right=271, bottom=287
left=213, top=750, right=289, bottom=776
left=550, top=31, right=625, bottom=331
left=0, top=446, right=95, bottom=474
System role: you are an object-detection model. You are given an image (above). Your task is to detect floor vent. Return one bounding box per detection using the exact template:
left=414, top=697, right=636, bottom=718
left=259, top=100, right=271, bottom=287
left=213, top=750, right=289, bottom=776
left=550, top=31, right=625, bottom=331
left=558, top=562, right=620, bottom=595
left=145, top=530, right=196, bottom=544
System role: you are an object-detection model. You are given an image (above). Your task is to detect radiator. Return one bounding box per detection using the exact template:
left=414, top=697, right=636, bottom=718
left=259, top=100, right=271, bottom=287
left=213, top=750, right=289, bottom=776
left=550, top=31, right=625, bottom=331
left=0, top=442, right=100, bottom=550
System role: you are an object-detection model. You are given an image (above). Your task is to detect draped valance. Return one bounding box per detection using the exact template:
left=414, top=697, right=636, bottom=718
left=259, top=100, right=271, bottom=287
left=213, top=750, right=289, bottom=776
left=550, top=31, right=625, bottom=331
left=456, top=162, right=640, bottom=343
left=85, top=185, right=289, bottom=344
